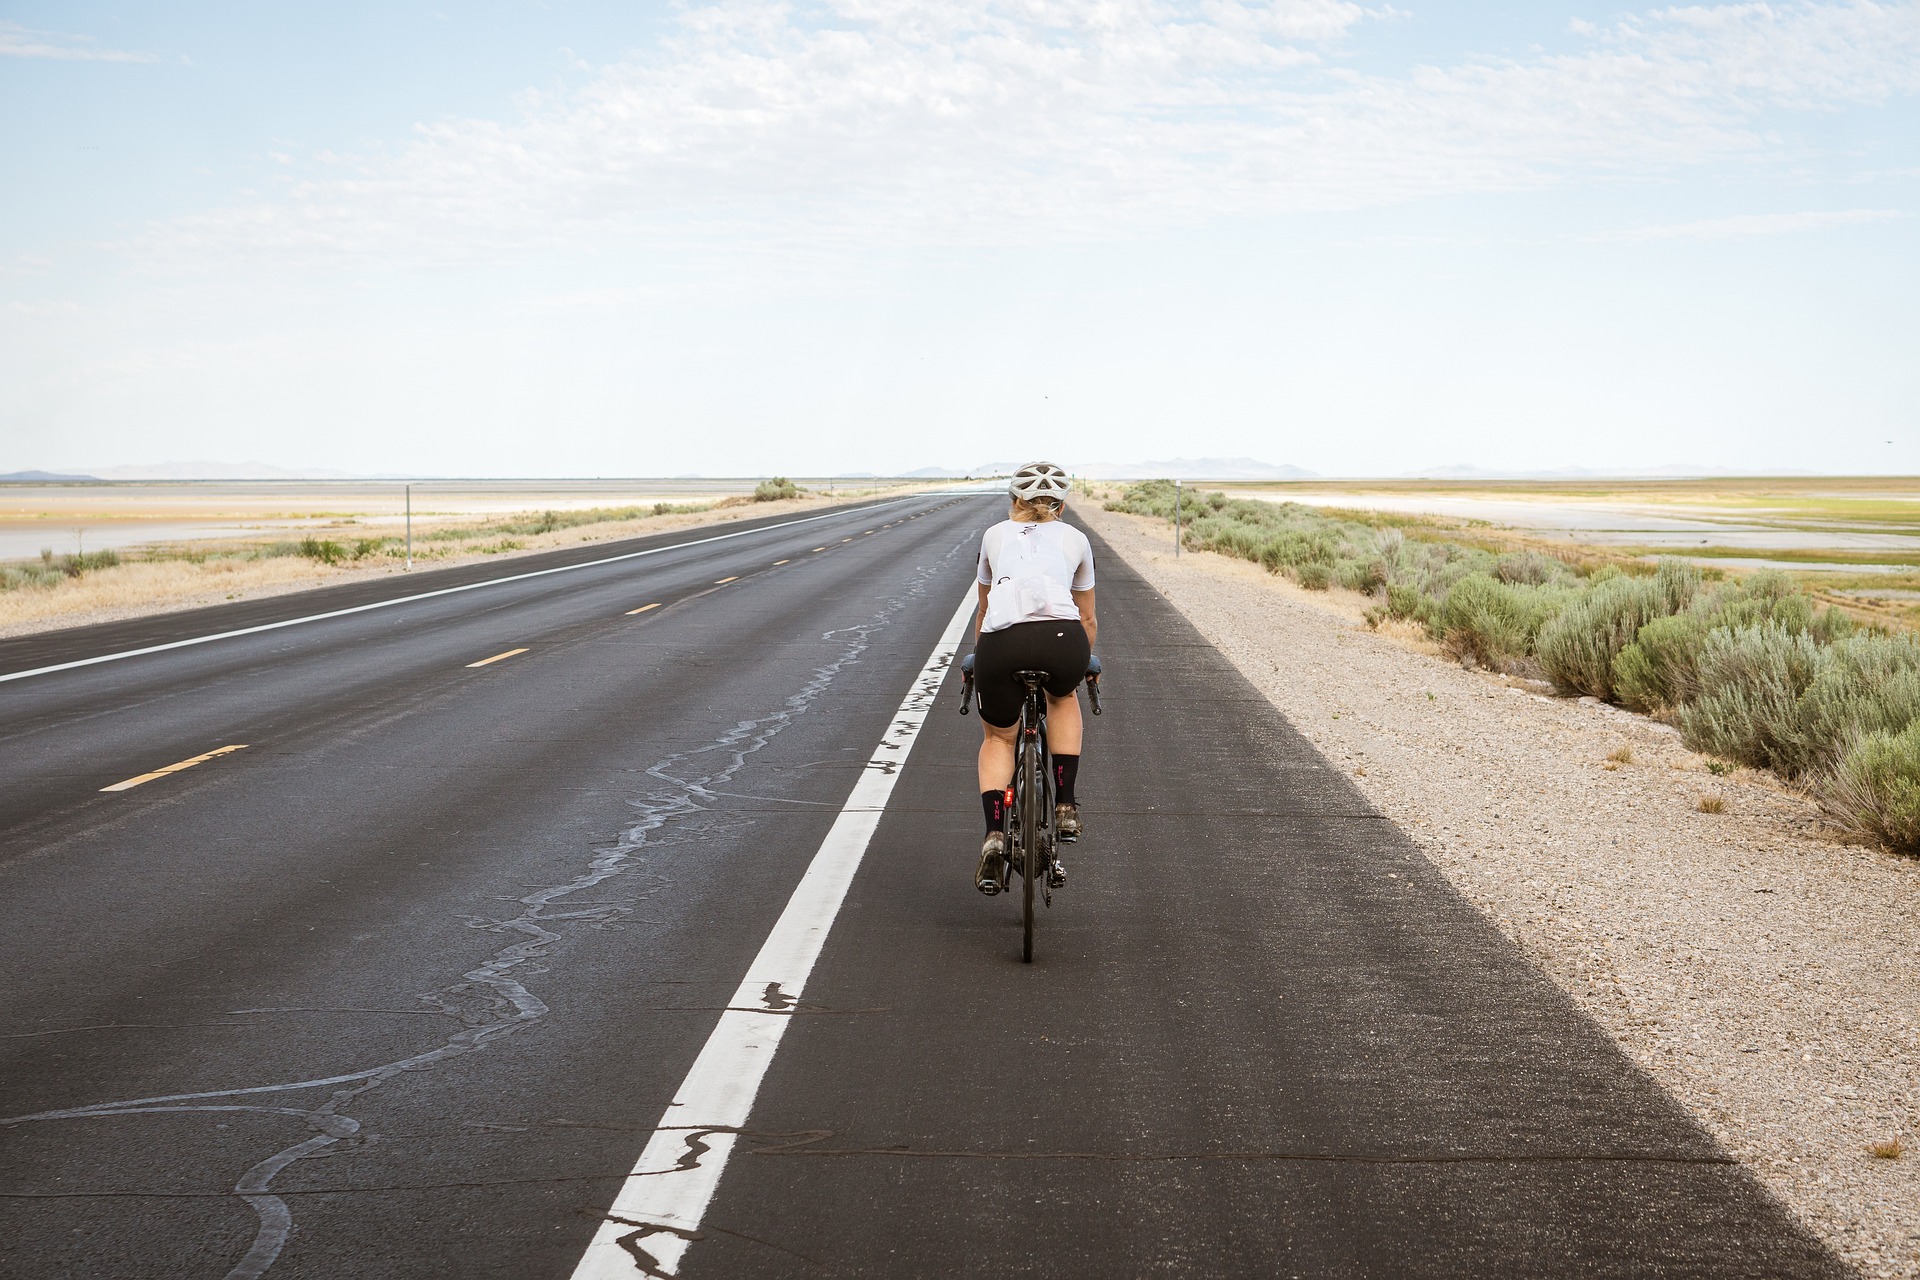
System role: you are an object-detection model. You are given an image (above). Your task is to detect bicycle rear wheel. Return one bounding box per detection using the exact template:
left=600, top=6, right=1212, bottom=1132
left=1019, top=731, right=1045, bottom=963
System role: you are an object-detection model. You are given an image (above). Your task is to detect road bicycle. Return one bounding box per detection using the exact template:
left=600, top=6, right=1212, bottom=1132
left=960, top=652, right=1102, bottom=962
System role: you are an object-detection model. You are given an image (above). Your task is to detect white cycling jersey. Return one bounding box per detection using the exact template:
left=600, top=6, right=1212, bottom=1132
left=975, top=518, right=1095, bottom=634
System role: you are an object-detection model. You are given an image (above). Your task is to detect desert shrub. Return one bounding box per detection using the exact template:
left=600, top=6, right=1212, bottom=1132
left=1437, top=573, right=1565, bottom=671
left=1105, top=479, right=1182, bottom=518
left=1535, top=574, right=1669, bottom=698
left=1823, top=721, right=1920, bottom=851
left=1296, top=562, right=1332, bottom=590
left=1493, top=550, right=1562, bottom=587
left=1336, top=557, right=1389, bottom=593
left=56, top=548, right=121, bottom=576
left=1614, top=613, right=1711, bottom=713
left=1385, top=583, right=1422, bottom=619
left=754, top=477, right=803, bottom=502
left=1787, top=632, right=1920, bottom=776
left=1612, top=570, right=1852, bottom=714
left=1653, top=559, right=1703, bottom=612
left=1, top=563, right=66, bottom=591
left=298, top=538, right=349, bottom=565
left=1694, top=569, right=1847, bottom=639
left=1678, top=623, right=1824, bottom=774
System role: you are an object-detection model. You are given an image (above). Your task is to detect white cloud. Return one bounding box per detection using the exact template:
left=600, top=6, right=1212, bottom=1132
left=1591, top=207, right=1911, bottom=239
left=0, top=20, right=156, bottom=62
left=130, top=0, right=1920, bottom=268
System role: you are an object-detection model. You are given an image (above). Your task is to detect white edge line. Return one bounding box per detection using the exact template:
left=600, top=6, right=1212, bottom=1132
left=567, top=587, right=977, bottom=1280
left=0, top=498, right=935, bottom=687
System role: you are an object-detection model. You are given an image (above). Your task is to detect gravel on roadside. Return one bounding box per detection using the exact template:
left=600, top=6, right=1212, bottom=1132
left=1087, top=504, right=1920, bottom=1279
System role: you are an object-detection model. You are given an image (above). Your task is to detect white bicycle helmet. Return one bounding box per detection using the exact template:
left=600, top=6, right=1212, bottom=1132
left=1008, top=461, right=1071, bottom=505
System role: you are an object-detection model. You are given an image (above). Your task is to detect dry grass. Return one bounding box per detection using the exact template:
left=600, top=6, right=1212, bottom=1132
left=1869, top=1137, right=1905, bottom=1160
left=1608, top=745, right=1635, bottom=764
left=1697, top=792, right=1728, bottom=814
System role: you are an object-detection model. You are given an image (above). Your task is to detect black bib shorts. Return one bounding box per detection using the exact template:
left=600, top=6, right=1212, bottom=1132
left=971, top=619, right=1091, bottom=728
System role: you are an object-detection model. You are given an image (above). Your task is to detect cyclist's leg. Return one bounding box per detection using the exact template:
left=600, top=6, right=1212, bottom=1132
left=977, top=718, right=1016, bottom=829
left=971, top=624, right=1032, bottom=832
left=978, top=717, right=1016, bottom=793
left=1036, top=621, right=1091, bottom=836
left=1045, top=691, right=1081, bottom=754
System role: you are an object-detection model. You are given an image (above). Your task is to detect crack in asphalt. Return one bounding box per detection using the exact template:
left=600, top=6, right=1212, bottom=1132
left=0, top=1141, right=1744, bottom=1201
left=2, top=1008, right=450, bottom=1039
left=0, top=536, right=972, bottom=1279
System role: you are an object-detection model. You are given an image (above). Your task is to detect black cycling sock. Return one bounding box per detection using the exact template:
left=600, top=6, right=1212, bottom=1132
left=1052, top=754, right=1079, bottom=806
left=981, top=789, right=1006, bottom=837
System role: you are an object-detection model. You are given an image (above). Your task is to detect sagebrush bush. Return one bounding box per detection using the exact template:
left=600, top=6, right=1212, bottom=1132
left=1336, top=557, right=1388, bottom=593
left=1823, top=721, right=1920, bottom=851
left=754, top=477, right=803, bottom=501
left=1, top=564, right=66, bottom=592
left=1678, top=622, right=1824, bottom=775
left=1614, top=613, right=1710, bottom=713
left=1437, top=573, right=1565, bottom=671
left=1611, top=571, right=1857, bottom=716
left=1536, top=574, right=1668, bottom=698
left=1493, top=551, right=1561, bottom=586
left=1788, top=632, right=1920, bottom=775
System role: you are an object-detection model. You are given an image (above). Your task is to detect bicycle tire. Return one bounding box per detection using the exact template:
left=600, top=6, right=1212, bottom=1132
left=1020, top=720, right=1043, bottom=963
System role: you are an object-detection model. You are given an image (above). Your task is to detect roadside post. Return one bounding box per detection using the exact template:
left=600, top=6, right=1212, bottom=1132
left=1174, top=480, right=1182, bottom=557
left=405, top=484, right=412, bottom=571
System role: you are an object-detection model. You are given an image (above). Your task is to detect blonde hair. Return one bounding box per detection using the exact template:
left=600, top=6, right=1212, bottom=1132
left=1010, top=495, right=1064, bottom=523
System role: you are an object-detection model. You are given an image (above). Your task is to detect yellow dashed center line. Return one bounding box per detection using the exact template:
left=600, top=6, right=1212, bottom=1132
left=772, top=559, right=790, bottom=566
left=102, top=744, right=248, bottom=793
left=841, top=538, right=853, bottom=543
left=626, top=603, right=662, bottom=616
left=467, top=647, right=529, bottom=668
left=714, top=576, right=739, bottom=584
left=812, top=547, right=826, bottom=552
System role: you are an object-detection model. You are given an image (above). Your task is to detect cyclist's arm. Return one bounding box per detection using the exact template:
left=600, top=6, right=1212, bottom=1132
left=1073, top=588, right=1096, bottom=650
left=975, top=582, right=990, bottom=640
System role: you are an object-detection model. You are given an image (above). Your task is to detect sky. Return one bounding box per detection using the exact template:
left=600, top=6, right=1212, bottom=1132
left=1, top=0, right=1917, bottom=478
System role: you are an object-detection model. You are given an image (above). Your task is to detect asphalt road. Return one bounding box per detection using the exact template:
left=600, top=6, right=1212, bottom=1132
left=0, top=493, right=1843, bottom=1279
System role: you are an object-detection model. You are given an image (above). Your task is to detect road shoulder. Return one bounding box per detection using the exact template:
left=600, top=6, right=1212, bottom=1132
left=1085, top=503, right=1920, bottom=1280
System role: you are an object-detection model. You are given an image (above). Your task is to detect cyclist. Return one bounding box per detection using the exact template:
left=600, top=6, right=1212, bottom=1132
left=971, top=461, right=1097, bottom=895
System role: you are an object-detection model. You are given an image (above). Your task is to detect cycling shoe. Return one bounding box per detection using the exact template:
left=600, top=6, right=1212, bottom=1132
left=976, top=831, right=1006, bottom=895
